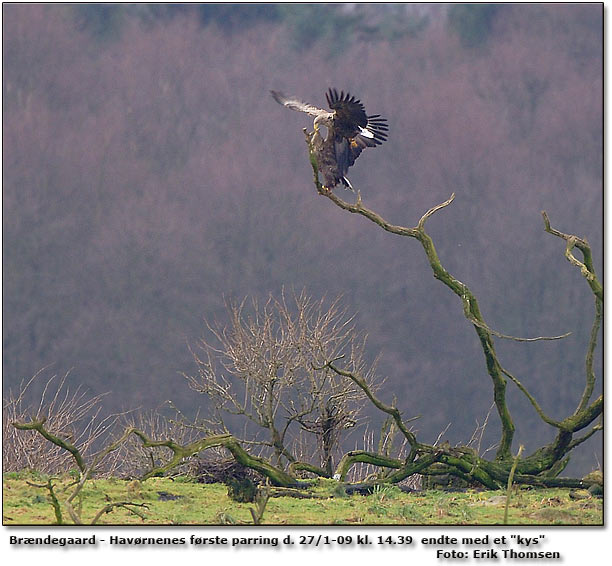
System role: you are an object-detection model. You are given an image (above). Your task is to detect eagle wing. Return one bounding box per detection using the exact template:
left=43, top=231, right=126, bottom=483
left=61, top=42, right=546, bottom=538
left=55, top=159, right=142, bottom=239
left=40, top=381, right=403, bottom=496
left=326, top=88, right=368, bottom=136
left=326, top=88, right=388, bottom=180
left=271, top=87, right=388, bottom=190
left=270, top=90, right=327, bottom=118
left=325, top=88, right=388, bottom=147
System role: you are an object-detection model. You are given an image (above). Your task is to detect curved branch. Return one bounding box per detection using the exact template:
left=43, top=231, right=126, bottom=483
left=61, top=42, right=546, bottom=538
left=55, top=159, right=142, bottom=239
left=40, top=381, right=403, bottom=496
left=130, top=429, right=304, bottom=487
left=326, top=361, right=419, bottom=448
left=12, top=418, right=86, bottom=472
left=559, top=395, right=602, bottom=433
left=312, top=173, right=603, bottom=466
left=417, top=193, right=457, bottom=230
left=311, top=180, right=517, bottom=459
left=542, top=211, right=603, bottom=301
left=436, top=454, right=501, bottom=490
left=578, top=296, right=602, bottom=412
left=566, top=421, right=602, bottom=451
left=319, top=186, right=419, bottom=236
left=499, top=367, right=563, bottom=429
left=462, top=302, right=571, bottom=342
left=335, top=450, right=404, bottom=481
left=382, top=452, right=445, bottom=484
left=541, top=212, right=603, bottom=424
left=288, top=461, right=330, bottom=478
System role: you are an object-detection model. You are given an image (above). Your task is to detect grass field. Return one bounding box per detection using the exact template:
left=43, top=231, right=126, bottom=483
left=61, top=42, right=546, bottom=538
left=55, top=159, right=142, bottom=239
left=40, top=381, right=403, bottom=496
left=3, top=472, right=603, bottom=526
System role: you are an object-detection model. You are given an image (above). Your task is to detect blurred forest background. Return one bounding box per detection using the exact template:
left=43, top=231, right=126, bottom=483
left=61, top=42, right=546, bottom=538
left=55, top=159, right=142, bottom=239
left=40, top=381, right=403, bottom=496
left=3, top=4, right=602, bottom=475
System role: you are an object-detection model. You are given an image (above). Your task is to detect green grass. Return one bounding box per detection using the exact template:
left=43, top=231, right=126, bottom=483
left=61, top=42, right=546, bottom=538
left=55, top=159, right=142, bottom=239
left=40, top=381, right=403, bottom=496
left=3, top=472, right=603, bottom=526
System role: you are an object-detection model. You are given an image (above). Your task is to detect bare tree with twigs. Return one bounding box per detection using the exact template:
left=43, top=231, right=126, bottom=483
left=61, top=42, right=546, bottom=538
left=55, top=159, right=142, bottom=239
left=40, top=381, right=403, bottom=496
left=184, top=290, right=381, bottom=476
left=3, top=367, right=112, bottom=474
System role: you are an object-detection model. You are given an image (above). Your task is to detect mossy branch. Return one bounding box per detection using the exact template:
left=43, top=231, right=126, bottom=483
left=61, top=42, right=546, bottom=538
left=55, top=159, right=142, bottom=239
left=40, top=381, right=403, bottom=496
left=335, top=450, right=404, bottom=481
left=322, top=361, right=506, bottom=488
left=311, top=167, right=602, bottom=469
left=580, top=298, right=602, bottom=412
left=541, top=212, right=602, bottom=410
left=311, top=184, right=516, bottom=460
left=326, top=360, right=418, bottom=448
left=539, top=212, right=603, bottom=451
left=130, top=429, right=304, bottom=487
left=288, top=461, right=330, bottom=478
left=499, top=367, right=562, bottom=428
left=566, top=421, right=602, bottom=451
left=542, top=211, right=602, bottom=301
left=13, top=418, right=86, bottom=472
left=436, top=454, right=501, bottom=490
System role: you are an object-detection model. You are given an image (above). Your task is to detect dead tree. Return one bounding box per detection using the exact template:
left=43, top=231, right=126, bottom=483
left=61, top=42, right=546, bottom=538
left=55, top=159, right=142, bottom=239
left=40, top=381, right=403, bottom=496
left=185, top=291, right=380, bottom=476
left=301, top=128, right=602, bottom=489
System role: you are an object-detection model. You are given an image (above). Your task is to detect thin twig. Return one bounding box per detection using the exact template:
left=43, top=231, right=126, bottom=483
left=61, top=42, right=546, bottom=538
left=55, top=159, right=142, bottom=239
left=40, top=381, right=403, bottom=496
left=504, top=445, right=524, bottom=525
left=462, top=302, right=571, bottom=342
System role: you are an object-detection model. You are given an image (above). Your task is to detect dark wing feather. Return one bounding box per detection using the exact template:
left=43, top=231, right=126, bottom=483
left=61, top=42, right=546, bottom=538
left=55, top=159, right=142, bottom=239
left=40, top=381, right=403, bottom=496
left=364, top=115, right=389, bottom=145
left=325, top=88, right=389, bottom=188
left=272, top=87, right=388, bottom=189
left=326, top=88, right=369, bottom=138
left=335, top=136, right=369, bottom=175
left=326, top=87, right=388, bottom=147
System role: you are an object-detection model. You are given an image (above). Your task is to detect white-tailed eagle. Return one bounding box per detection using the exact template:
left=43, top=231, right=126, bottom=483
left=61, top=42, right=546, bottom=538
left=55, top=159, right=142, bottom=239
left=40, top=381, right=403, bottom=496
left=271, top=88, right=388, bottom=190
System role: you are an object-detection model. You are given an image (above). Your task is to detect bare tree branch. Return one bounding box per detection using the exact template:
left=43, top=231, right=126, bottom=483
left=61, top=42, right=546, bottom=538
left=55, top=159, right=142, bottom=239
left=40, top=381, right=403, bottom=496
left=306, top=128, right=601, bottom=470
left=542, top=211, right=602, bottom=301
left=185, top=290, right=380, bottom=473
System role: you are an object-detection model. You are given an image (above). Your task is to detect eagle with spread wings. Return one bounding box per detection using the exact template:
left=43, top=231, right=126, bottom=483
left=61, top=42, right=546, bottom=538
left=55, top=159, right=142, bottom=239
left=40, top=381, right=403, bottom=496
left=271, top=88, right=388, bottom=190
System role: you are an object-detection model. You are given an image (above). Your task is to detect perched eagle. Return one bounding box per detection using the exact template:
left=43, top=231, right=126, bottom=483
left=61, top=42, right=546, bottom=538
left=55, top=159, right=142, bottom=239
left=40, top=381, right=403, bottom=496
left=271, top=88, right=388, bottom=190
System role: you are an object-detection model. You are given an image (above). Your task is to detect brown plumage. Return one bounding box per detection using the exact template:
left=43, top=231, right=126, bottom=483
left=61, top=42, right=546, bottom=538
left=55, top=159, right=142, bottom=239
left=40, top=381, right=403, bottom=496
left=271, top=88, right=388, bottom=190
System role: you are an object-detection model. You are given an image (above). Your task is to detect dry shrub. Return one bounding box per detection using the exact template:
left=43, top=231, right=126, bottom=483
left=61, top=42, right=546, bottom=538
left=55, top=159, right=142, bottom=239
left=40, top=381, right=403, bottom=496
left=3, top=367, right=111, bottom=474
